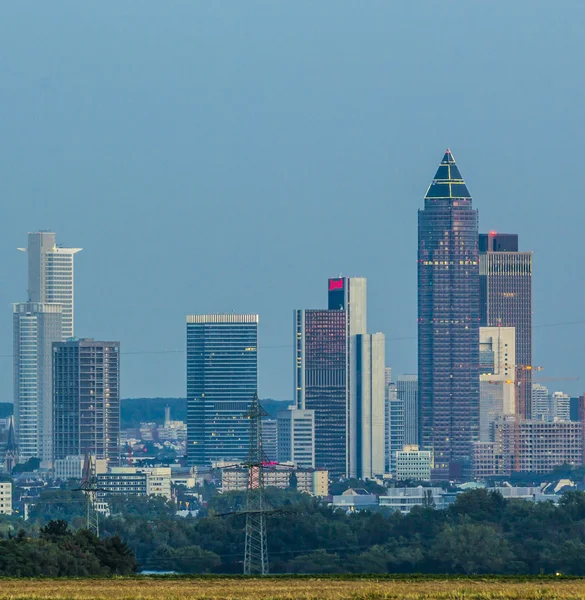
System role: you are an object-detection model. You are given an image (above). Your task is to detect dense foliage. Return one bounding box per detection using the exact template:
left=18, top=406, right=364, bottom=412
left=10, top=487, right=585, bottom=574
left=0, top=520, right=137, bottom=576
left=96, top=489, right=585, bottom=575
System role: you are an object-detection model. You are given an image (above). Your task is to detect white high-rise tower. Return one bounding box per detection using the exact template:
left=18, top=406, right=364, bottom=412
left=18, top=232, right=82, bottom=339
left=14, top=232, right=81, bottom=462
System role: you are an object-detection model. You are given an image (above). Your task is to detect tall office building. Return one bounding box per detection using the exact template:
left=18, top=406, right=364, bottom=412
left=532, top=384, right=551, bottom=421
left=295, top=278, right=385, bottom=479
left=551, top=392, right=571, bottom=422
left=13, top=302, right=62, bottom=461
left=355, top=333, right=386, bottom=478
left=186, top=314, right=258, bottom=466
left=418, top=149, right=480, bottom=481
left=396, top=375, right=418, bottom=446
left=386, top=382, right=404, bottom=476
left=53, top=339, right=120, bottom=465
left=18, top=232, right=82, bottom=339
left=295, top=308, right=347, bottom=477
left=479, top=232, right=532, bottom=418
left=261, top=419, right=278, bottom=462
left=479, top=327, right=516, bottom=442
left=277, top=407, right=315, bottom=468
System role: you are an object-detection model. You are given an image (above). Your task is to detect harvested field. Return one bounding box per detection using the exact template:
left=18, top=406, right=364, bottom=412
left=1, top=577, right=585, bottom=600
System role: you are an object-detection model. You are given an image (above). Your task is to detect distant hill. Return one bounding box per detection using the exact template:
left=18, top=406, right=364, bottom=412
left=120, top=397, right=293, bottom=428
left=121, top=398, right=186, bottom=428
left=259, top=398, right=294, bottom=419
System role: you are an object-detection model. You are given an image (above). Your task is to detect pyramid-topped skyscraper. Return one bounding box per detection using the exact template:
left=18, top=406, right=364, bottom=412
left=418, top=149, right=480, bottom=481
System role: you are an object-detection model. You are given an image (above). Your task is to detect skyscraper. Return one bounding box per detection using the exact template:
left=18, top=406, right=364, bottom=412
left=18, top=232, right=82, bottom=339
left=13, top=302, right=62, bottom=461
left=261, top=419, right=278, bottom=462
left=386, top=381, right=404, bottom=476
left=53, top=339, right=120, bottom=465
left=418, top=149, right=480, bottom=481
left=395, top=375, right=418, bottom=446
left=186, top=314, right=258, bottom=466
left=479, top=232, right=532, bottom=418
left=276, top=407, right=315, bottom=469
left=479, top=326, right=516, bottom=442
left=295, top=278, right=385, bottom=479
left=532, top=384, right=551, bottom=421
left=295, top=308, right=347, bottom=477
left=355, top=333, right=386, bottom=477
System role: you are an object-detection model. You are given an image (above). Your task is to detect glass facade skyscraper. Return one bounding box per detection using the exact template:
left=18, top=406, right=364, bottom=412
left=295, top=309, right=347, bottom=477
left=418, top=149, right=480, bottom=481
left=186, top=314, right=258, bottom=466
left=479, top=232, right=532, bottom=418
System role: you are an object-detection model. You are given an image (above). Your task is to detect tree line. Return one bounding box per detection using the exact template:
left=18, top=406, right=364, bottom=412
left=0, top=520, right=136, bottom=576
left=6, top=487, right=585, bottom=575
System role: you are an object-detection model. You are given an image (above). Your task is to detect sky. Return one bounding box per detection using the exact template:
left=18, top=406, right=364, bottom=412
left=1, top=2, right=585, bottom=401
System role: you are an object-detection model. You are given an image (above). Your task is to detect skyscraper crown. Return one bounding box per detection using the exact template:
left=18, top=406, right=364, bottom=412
left=425, top=149, right=471, bottom=199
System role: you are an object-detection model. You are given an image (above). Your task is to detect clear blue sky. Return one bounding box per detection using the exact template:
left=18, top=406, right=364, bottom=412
left=1, top=2, right=585, bottom=400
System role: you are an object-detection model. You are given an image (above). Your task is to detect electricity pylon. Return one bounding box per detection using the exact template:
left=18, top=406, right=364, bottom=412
left=243, top=392, right=269, bottom=575
left=80, top=453, right=100, bottom=536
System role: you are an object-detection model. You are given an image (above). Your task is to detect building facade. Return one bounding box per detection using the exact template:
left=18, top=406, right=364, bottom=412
left=19, top=231, right=82, bottom=339
left=261, top=419, right=278, bottom=462
left=222, top=465, right=328, bottom=496
left=13, top=302, right=62, bottom=461
left=395, top=445, right=432, bottom=481
left=186, top=314, right=258, bottom=466
left=532, top=384, right=551, bottom=421
left=53, top=339, right=120, bottom=465
left=395, top=375, right=418, bottom=446
left=0, top=482, right=12, bottom=515
left=479, top=326, right=516, bottom=442
left=276, top=407, right=315, bottom=468
left=355, top=333, right=386, bottom=478
left=475, top=419, right=583, bottom=478
left=551, top=392, right=571, bottom=422
left=295, top=277, right=385, bottom=479
left=479, top=232, right=532, bottom=418
left=295, top=308, right=347, bottom=477
left=387, top=382, right=404, bottom=476
left=418, top=149, right=480, bottom=480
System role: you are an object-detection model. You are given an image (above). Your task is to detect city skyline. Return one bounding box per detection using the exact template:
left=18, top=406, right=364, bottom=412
left=1, top=3, right=584, bottom=402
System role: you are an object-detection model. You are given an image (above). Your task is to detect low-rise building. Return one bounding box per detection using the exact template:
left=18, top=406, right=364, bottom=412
left=0, top=482, right=12, bottom=515
left=97, top=466, right=172, bottom=500
left=145, top=467, right=172, bottom=499
left=221, top=466, right=328, bottom=496
left=395, top=445, right=432, bottom=481
left=331, top=488, right=378, bottom=511
left=380, top=486, right=453, bottom=513
left=54, top=455, right=107, bottom=480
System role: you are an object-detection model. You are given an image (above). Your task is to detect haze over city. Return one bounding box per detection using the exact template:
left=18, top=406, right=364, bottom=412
left=1, top=1, right=585, bottom=403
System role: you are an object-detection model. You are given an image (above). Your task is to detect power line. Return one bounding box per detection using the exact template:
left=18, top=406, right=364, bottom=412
left=0, top=318, right=582, bottom=361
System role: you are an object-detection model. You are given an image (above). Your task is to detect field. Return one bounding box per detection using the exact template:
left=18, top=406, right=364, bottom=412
left=2, top=577, right=585, bottom=600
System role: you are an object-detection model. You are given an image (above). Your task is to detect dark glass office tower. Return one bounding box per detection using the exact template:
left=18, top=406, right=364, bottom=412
left=186, top=314, right=258, bottom=466
left=53, top=339, right=120, bottom=465
left=479, top=233, right=532, bottom=418
left=418, top=149, right=480, bottom=481
left=295, top=309, right=347, bottom=477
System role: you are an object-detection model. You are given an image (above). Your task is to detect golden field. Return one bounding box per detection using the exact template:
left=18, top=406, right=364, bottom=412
left=1, top=577, right=585, bottom=600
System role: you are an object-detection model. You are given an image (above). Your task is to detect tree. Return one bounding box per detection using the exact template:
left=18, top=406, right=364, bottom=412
left=431, top=522, right=514, bottom=574
left=40, top=520, right=70, bottom=541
